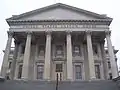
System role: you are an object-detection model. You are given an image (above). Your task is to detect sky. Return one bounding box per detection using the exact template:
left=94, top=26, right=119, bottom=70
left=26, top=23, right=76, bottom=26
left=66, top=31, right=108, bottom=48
left=0, top=0, right=120, bottom=71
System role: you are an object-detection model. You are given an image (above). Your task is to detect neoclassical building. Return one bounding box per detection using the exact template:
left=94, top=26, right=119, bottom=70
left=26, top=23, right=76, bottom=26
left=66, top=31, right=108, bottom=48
left=0, top=3, right=119, bottom=81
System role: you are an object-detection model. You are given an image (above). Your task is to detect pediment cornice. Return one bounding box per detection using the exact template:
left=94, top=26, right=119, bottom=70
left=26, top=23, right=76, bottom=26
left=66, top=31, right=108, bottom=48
left=7, top=19, right=111, bottom=26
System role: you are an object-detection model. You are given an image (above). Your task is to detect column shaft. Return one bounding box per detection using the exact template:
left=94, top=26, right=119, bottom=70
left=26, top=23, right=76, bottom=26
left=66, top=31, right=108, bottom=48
left=10, top=41, right=19, bottom=80
left=97, top=43, right=104, bottom=79
left=101, top=42, right=109, bottom=79
left=14, top=43, right=22, bottom=79
left=86, top=31, right=96, bottom=80
left=106, top=31, right=118, bottom=78
left=66, top=32, right=73, bottom=80
left=22, top=32, right=32, bottom=79
left=44, top=32, right=51, bottom=80
left=1, top=31, right=13, bottom=78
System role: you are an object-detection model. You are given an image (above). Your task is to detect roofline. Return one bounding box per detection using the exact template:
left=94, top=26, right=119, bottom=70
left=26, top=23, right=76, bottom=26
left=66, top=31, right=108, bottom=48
left=6, top=3, right=112, bottom=21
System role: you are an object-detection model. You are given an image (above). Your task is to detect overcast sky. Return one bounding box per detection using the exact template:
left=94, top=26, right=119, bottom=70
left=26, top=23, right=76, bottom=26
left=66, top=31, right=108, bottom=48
left=0, top=0, right=120, bottom=71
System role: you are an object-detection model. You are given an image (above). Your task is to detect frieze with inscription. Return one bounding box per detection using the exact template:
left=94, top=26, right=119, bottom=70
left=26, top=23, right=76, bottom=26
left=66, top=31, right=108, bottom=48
left=10, top=24, right=108, bottom=29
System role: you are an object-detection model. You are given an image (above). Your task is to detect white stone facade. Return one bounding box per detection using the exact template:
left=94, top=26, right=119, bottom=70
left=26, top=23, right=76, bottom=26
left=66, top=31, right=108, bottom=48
left=0, top=3, right=119, bottom=81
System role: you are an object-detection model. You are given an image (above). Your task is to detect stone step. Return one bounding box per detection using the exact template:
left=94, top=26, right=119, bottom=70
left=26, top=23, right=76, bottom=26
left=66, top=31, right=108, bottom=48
left=0, top=80, right=119, bottom=90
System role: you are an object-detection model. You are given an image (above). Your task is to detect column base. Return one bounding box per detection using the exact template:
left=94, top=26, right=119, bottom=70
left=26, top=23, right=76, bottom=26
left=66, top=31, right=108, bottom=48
left=0, top=76, right=5, bottom=82
left=21, top=77, right=29, bottom=81
left=89, top=77, right=96, bottom=81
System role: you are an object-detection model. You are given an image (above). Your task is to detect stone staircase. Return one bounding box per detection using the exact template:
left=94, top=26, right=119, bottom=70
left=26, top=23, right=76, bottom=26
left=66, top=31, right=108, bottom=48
left=0, top=80, right=120, bottom=90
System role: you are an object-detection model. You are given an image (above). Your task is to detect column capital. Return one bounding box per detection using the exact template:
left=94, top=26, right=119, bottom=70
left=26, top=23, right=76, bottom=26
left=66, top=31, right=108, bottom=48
left=100, top=40, right=105, bottom=44
left=26, top=31, right=32, bottom=36
left=7, top=31, right=14, bottom=37
left=85, top=30, right=92, bottom=35
left=45, top=30, right=52, bottom=35
left=14, top=40, right=20, bottom=45
left=105, top=30, right=111, bottom=36
left=65, top=30, right=72, bottom=35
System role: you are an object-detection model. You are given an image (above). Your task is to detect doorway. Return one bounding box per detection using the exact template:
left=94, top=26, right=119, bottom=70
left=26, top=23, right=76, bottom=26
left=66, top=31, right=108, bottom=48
left=55, top=63, right=63, bottom=81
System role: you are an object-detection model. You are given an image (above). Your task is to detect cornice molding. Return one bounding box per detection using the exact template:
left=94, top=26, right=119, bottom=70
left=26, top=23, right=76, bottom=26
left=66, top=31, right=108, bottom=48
left=7, top=19, right=111, bottom=21
left=7, top=19, right=111, bottom=25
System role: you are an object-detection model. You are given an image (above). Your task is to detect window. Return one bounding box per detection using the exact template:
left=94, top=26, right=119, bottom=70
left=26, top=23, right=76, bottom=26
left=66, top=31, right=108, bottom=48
left=75, top=65, right=82, bottom=79
left=93, top=44, right=98, bottom=55
left=73, top=45, right=81, bottom=56
left=37, top=65, right=44, bottom=79
left=56, top=64, right=63, bottom=72
left=95, top=65, right=100, bottom=79
left=21, top=46, right=25, bottom=54
left=55, top=45, right=63, bottom=56
left=18, top=65, right=23, bottom=79
left=108, top=61, right=111, bottom=69
left=8, top=62, right=12, bottom=69
left=38, top=45, right=45, bottom=56
left=109, top=73, right=112, bottom=80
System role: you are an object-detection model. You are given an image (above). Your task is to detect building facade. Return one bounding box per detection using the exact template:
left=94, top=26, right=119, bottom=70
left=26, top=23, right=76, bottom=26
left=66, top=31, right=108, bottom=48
left=0, top=3, right=119, bottom=81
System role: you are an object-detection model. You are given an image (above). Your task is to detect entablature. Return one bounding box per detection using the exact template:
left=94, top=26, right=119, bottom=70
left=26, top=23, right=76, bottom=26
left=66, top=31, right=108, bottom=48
left=8, top=20, right=109, bottom=30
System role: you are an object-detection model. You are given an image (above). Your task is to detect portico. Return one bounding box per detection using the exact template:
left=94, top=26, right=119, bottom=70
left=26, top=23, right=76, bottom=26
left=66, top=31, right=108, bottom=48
left=0, top=3, right=118, bottom=81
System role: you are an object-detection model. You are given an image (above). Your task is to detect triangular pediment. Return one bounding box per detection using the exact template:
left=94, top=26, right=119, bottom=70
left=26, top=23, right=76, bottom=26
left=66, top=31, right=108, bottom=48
left=7, top=3, right=111, bottom=21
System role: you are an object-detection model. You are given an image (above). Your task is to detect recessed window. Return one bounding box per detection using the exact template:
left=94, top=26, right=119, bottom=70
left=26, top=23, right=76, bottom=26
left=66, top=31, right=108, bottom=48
left=73, top=45, right=81, bottom=56
left=109, top=73, right=112, bottom=80
left=108, top=61, right=111, bottom=69
left=38, top=45, right=45, bottom=56
left=55, top=45, right=63, bottom=56
left=18, top=65, right=23, bottom=79
left=8, top=62, right=12, bottom=69
left=21, top=46, right=25, bottom=54
left=93, top=44, right=98, bottom=55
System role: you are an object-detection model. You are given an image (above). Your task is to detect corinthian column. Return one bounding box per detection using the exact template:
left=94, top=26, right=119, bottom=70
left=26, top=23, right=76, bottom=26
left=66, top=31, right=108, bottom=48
left=66, top=31, right=73, bottom=80
left=1, top=31, right=14, bottom=78
left=44, top=31, right=51, bottom=80
left=105, top=31, right=118, bottom=78
left=10, top=40, right=19, bottom=80
left=14, top=43, right=22, bottom=79
left=22, top=32, right=32, bottom=80
left=86, top=31, right=96, bottom=80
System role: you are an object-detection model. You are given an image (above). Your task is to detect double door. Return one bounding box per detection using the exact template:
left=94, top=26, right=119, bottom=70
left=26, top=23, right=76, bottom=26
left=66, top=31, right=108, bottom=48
left=55, top=63, right=63, bottom=81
